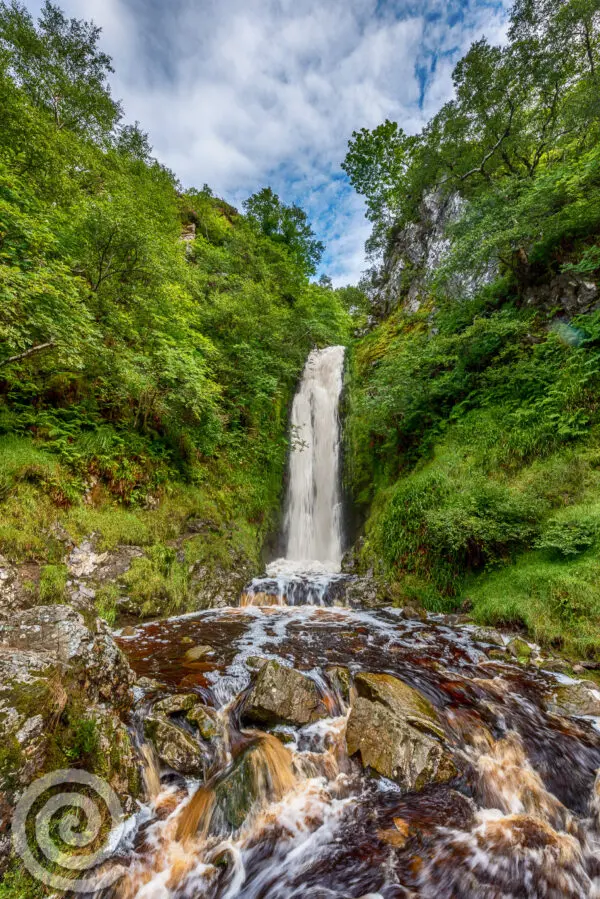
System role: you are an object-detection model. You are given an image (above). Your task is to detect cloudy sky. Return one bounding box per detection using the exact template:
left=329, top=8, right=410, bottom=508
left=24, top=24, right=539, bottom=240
left=25, top=0, right=510, bottom=285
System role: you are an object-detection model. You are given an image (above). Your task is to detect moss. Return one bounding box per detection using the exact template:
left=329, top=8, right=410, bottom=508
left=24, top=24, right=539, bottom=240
left=0, top=859, right=47, bottom=899
left=0, top=736, right=24, bottom=791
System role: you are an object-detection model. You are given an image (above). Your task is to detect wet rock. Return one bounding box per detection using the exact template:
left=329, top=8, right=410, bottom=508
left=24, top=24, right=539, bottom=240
left=154, top=693, right=200, bottom=715
left=190, top=560, right=257, bottom=610
left=545, top=680, right=600, bottom=718
left=507, top=637, right=533, bottom=664
left=327, top=575, right=391, bottom=610
left=184, top=645, right=214, bottom=663
left=245, top=656, right=270, bottom=671
left=186, top=705, right=218, bottom=740
left=346, top=672, right=456, bottom=791
left=213, top=736, right=294, bottom=831
left=240, top=591, right=281, bottom=607
left=327, top=666, right=352, bottom=704
left=469, top=627, right=505, bottom=647
left=144, top=716, right=205, bottom=775
left=243, top=661, right=328, bottom=727
left=401, top=604, right=428, bottom=622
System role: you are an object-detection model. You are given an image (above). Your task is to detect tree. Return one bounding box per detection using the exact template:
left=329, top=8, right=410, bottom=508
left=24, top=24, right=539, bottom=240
left=342, top=121, right=416, bottom=225
left=0, top=0, right=121, bottom=138
left=243, top=187, right=324, bottom=276
left=116, top=122, right=152, bottom=162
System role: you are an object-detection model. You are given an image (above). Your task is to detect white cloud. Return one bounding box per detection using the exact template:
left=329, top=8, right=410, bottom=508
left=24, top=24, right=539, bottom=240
left=22, top=0, right=510, bottom=284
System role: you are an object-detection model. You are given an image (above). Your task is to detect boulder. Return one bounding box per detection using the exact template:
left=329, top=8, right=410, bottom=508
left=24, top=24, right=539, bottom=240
left=186, top=705, right=218, bottom=740
left=184, top=645, right=214, bottom=663
left=0, top=605, right=134, bottom=711
left=507, top=638, right=533, bottom=664
left=243, top=661, right=328, bottom=727
left=154, top=693, right=200, bottom=715
left=346, top=672, right=456, bottom=791
left=469, top=627, right=506, bottom=648
left=213, top=735, right=295, bottom=831
left=144, top=716, right=205, bottom=776
left=545, top=680, right=600, bottom=718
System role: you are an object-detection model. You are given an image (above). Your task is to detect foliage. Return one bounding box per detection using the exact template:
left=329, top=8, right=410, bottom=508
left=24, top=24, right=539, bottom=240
left=344, top=0, right=600, bottom=265
left=0, top=2, right=349, bottom=579
left=243, top=186, right=325, bottom=276
left=38, top=563, right=68, bottom=603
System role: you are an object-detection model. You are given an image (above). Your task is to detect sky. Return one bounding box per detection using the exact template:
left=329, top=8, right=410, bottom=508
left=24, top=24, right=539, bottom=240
left=25, top=0, right=511, bottom=285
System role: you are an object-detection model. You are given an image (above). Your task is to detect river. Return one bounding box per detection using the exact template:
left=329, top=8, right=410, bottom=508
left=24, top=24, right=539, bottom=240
left=107, top=347, right=600, bottom=898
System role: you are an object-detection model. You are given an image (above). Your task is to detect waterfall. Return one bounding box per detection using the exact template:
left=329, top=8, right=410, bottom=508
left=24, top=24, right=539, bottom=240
left=243, top=346, right=347, bottom=606
left=283, top=345, right=345, bottom=569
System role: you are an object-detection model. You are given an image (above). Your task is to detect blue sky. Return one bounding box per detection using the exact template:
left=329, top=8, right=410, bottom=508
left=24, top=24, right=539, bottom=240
left=25, top=0, right=511, bottom=285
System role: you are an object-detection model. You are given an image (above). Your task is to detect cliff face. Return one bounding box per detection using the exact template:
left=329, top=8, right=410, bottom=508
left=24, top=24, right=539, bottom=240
left=369, top=191, right=495, bottom=319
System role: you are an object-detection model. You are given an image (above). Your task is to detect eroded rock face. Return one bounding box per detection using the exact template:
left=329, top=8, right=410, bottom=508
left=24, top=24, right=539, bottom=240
left=346, top=672, right=457, bottom=791
left=0, top=605, right=140, bottom=863
left=243, top=661, right=328, bottom=727
left=0, top=605, right=134, bottom=710
left=371, top=191, right=495, bottom=318
left=524, top=273, right=599, bottom=318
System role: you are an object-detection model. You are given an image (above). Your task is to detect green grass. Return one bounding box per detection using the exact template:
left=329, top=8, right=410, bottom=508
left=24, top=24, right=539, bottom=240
left=466, top=551, right=600, bottom=659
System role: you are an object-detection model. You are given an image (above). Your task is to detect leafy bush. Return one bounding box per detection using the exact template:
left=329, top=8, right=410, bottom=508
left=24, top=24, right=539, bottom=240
left=535, top=519, right=597, bottom=558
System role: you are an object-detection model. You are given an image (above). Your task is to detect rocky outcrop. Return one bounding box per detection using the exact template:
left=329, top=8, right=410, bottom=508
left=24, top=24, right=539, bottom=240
left=346, top=672, right=457, bottom=791
left=0, top=605, right=140, bottom=863
left=243, top=661, right=328, bottom=727
left=0, top=605, right=134, bottom=710
left=524, top=273, right=599, bottom=318
left=327, top=575, right=391, bottom=610
left=371, top=191, right=495, bottom=318
left=545, top=679, right=600, bottom=718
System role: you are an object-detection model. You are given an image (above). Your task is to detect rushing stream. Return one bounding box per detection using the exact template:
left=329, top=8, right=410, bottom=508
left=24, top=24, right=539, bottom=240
left=106, top=348, right=600, bottom=898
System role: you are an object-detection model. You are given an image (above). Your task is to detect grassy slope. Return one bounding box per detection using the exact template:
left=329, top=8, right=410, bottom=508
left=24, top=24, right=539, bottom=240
left=347, top=296, right=600, bottom=660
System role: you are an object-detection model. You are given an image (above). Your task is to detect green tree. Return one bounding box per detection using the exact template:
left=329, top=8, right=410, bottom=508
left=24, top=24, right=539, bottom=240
left=0, top=0, right=120, bottom=138
left=243, top=187, right=324, bottom=276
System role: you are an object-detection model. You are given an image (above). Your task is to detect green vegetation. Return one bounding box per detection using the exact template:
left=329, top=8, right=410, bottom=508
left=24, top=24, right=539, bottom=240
left=345, top=0, right=600, bottom=658
left=0, top=2, right=349, bottom=581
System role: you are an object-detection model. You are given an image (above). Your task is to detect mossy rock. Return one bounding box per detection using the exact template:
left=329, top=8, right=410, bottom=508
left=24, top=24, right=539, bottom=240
left=243, top=661, right=328, bottom=727
left=346, top=672, right=457, bottom=791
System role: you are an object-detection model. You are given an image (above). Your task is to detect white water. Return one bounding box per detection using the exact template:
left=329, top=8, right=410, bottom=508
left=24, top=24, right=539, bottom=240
left=268, top=345, right=346, bottom=579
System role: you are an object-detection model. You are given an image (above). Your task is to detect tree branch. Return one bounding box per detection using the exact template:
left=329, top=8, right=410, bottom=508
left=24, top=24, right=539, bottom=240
left=0, top=342, right=56, bottom=368
left=439, top=102, right=516, bottom=188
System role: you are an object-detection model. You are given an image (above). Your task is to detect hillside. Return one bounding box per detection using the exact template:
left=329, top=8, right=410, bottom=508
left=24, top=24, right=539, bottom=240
left=0, top=1, right=349, bottom=620
left=343, top=0, right=600, bottom=659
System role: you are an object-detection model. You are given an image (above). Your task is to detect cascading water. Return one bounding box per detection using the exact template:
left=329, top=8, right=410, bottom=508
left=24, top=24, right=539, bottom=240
left=283, top=345, right=345, bottom=568
left=243, top=345, right=347, bottom=607
left=91, top=353, right=600, bottom=899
